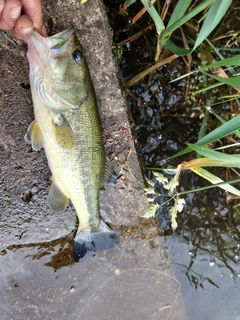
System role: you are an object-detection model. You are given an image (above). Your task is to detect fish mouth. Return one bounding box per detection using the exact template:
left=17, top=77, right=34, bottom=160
left=49, top=25, right=74, bottom=40
left=48, top=25, right=74, bottom=50
left=27, top=26, right=75, bottom=67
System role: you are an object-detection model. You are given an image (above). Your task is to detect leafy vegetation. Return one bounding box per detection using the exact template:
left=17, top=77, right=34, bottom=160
left=125, top=0, right=232, bottom=59
left=120, top=0, right=240, bottom=228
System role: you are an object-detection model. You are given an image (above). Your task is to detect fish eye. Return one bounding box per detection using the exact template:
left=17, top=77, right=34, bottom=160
left=72, top=50, right=82, bottom=62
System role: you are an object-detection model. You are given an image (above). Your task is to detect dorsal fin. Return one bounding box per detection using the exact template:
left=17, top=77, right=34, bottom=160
left=101, top=158, right=117, bottom=185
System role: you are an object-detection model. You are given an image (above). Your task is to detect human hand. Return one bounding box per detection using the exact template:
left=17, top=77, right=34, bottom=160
left=0, top=0, right=47, bottom=42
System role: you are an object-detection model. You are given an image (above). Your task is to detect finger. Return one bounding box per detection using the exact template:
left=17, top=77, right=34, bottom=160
left=0, top=0, right=5, bottom=16
left=0, top=0, right=22, bottom=31
left=21, top=0, right=46, bottom=36
left=12, top=14, right=33, bottom=42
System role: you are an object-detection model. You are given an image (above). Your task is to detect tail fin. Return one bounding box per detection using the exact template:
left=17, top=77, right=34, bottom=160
left=73, top=220, right=118, bottom=263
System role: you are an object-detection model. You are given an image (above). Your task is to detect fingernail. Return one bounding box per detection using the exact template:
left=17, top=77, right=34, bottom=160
left=21, top=26, right=33, bottom=35
left=10, top=6, right=22, bottom=19
left=42, top=25, right=48, bottom=37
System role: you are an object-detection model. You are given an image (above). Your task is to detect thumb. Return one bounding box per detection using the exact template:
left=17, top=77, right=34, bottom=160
left=21, top=0, right=46, bottom=36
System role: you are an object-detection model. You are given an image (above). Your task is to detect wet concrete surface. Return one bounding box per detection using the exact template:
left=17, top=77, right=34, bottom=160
left=0, top=0, right=187, bottom=319
left=1, top=235, right=185, bottom=320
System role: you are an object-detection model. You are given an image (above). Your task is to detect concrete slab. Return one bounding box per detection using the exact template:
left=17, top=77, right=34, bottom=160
left=0, top=0, right=148, bottom=249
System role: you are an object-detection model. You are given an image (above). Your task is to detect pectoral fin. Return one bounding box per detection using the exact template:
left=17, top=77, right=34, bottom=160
left=48, top=181, right=69, bottom=212
left=53, top=115, right=75, bottom=149
left=24, top=120, right=43, bottom=151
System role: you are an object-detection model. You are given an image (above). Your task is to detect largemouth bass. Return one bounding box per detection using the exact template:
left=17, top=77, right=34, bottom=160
left=25, top=26, right=117, bottom=262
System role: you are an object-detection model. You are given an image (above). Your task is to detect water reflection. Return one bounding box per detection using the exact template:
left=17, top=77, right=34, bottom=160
left=78, top=268, right=181, bottom=320
left=153, top=171, right=240, bottom=319
left=177, top=182, right=240, bottom=281
left=2, top=232, right=76, bottom=272
left=0, top=233, right=188, bottom=320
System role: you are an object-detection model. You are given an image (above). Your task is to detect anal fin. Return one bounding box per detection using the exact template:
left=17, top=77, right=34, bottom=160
left=24, top=119, right=43, bottom=151
left=48, top=181, right=69, bottom=212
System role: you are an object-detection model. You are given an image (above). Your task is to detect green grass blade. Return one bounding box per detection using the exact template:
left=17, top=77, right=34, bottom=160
left=169, top=114, right=240, bottom=158
left=201, top=55, right=240, bottom=69
left=170, top=69, right=196, bottom=82
left=166, top=0, right=192, bottom=28
left=187, top=144, right=240, bottom=165
left=208, top=108, right=240, bottom=138
left=161, top=0, right=215, bottom=45
left=195, top=114, right=240, bottom=145
left=206, top=72, right=240, bottom=89
left=192, top=81, right=223, bottom=94
left=140, top=0, right=165, bottom=34
left=197, top=93, right=210, bottom=143
left=205, top=39, right=237, bottom=75
left=190, top=166, right=240, bottom=196
left=205, top=38, right=225, bottom=60
left=125, top=0, right=136, bottom=7
left=208, top=109, right=227, bottom=124
left=165, top=39, right=192, bottom=56
left=193, top=0, right=232, bottom=50
left=177, top=177, right=240, bottom=195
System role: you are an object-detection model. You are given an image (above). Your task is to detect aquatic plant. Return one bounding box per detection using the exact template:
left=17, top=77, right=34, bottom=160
left=125, top=0, right=232, bottom=60
left=121, top=1, right=240, bottom=228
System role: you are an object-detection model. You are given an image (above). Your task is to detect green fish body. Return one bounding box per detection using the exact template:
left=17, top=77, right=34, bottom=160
left=25, top=27, right=117, bottom=262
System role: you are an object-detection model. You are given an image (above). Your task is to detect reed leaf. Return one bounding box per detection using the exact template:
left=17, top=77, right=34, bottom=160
left=139, top=0, right=165, bottom=34
left=189, top=166, right=240, bottom=196
left=206, top=73, right=240, bottom=89
left=193, top=0, right=232, bottom=50
left=187, top=144, right=240, bottom=165
left=170, top=114, right=240, bottom=158
left=166, top=0, right=192, bottom=28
